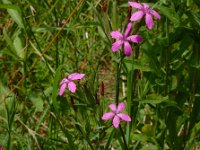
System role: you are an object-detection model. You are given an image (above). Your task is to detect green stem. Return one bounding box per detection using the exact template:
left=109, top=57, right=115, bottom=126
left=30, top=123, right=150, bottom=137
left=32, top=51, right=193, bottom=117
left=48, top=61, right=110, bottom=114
left=115, top=62, right=121, bottom=104
left=115, top=54, right=125, bottom=104
left=119, top=125, right=128, bottom=150
left=165, top=18, right=169, bottom=95
left=53, top=6, right=59, bottom=68
left=55, top=34, right=59, bottom=68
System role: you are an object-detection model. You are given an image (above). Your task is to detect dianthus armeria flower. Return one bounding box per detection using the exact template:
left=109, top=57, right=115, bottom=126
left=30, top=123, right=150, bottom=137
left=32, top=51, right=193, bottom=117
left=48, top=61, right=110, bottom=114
left=102, top=102, right=131, bottom=128
left=110, top=23, right=142, bottom=56
left=59, top=73, right=85, bottom=96
left=128, top=2, right=161, bottom=30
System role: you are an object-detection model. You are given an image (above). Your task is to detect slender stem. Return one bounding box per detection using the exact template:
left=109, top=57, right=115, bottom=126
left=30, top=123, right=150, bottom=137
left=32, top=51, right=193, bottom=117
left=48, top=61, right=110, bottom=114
left=115, top=54, right=125, bottom=104
left=115, top=55, right=128, bottom=149
left=115, top=62, right=121, bottom=104
left=53, top=6, right=59, bottom=68
left=119, top=125, right=128, bottom=150
left=165, top=18, right=169, bottom=95
left=55, top=32, right=59, bottom=68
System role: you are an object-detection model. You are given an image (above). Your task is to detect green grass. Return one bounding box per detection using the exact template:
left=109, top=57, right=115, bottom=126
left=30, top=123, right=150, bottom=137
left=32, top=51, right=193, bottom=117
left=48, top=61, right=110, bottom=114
left=1, top=0, right=200, bottom=149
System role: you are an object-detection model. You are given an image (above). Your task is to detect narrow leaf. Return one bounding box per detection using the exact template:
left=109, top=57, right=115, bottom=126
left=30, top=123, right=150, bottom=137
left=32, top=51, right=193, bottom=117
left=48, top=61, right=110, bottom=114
left=2, top=0, right=24, bottom=29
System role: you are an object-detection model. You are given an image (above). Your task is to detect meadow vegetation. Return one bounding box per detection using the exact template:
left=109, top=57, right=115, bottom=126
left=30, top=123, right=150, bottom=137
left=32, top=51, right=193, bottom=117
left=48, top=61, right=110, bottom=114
left=0, top=0, right=200, bottom=149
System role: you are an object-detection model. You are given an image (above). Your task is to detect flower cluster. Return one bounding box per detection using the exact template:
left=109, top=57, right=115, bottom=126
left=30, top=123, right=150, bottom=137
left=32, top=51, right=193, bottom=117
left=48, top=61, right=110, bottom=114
left=59, top=1, right=160, bottom=129
left=111, top=1, right=160, bottom=56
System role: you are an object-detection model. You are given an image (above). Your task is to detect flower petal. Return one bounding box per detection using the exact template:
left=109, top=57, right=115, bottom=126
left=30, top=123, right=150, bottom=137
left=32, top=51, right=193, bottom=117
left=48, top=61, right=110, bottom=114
left=117, top=102, right=125, bottom=112
left=109, top=103, right=117, bottom=112
left=127, top=35, right=142, bottom=43
left=60, top=78, right=69, bottom=85
left=128, top=2, right=143, bottom=9
left=130, top=10, right=144, bottom=21
left=102, top=112, right=115, bottom=120
left=59, top=83, right=67, bottom=96
left=68, top=73, right=85, bottom=80
left=113, top=115, right=120, bottom=128
left=124, top=23, right=132, bottom=38
left=150, top=9, right=161, bottom=19
left=110, top=31, right=123, bottom=39
left=67, top=81, right=76, bottom=93
left=145, top=13, right=153, bottom=29
left=142, top=3, right=150, bottom=9
left=112, top=40, right=123, bottom=52
left=124, top=42, right=132, bottom=56
left=118, top=113, right=131, bottom=122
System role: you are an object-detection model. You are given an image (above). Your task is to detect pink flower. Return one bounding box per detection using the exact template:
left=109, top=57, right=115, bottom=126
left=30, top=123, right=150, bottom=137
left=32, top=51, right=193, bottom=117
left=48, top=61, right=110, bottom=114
left=110, top=23, right=142, bottom=56
left=128, top=2, right=161, bottom=30
left=102, top=102, right=131, bottom=128
left=59, top=73, right=85, bottom=96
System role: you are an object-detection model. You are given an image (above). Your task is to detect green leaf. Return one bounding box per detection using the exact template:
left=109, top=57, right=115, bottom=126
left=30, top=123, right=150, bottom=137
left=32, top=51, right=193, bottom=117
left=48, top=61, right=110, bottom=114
left=3, top=28, right=19, bottom=59
left=138, top=94, right=177, bottom=106
left=51, top=65, right=63, bottom=112
left=157, top=5, right=180, bottom=25
left=187, top=11, right=200, bottom=29
left=139, top=94, right=168, bottom=104
left=29, top=93, right=44, bottom=112
left=124, top=58, right=154, bottom=72
left=13, top=32, right=24, bottom=59
left=105, top=129, right=116, bottom=150
left=0, top=4, right=21, bottom=12
left=186, top=122, right=200, bottom=149
left=111, top=0, right=118, bottom=30
left=2, top=0, right=24, bottom=29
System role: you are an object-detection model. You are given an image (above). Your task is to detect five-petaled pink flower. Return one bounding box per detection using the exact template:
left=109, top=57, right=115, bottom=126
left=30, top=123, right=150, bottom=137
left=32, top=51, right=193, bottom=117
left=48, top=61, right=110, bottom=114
left=102, top=102, right=131, bottom=128
left=110, top=23, right=142, bottom=56
left=128, top=2, right=161, bottom=30
left=59, top=73, right=85, bottom=96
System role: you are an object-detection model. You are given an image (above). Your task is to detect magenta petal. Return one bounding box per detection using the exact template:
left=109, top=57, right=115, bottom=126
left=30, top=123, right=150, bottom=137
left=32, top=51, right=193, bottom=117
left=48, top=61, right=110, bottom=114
left=110, top=31, right=123, bottom=39
left=67, top=82, right=76, bottom=93
left=118, top=113, right=131, bottom=122
left=109, top=104, right=117, bottom=112
left=59, top=83, right=67, bottom=96
left=68, top=73, right=85, bottom=80
left=112, top=40, right=123, bottom=52
left=117, top=102, right=125, bottom=113
left=124, top=42, right=132, bottom=56
left=142, top=3, right=150, bottom=9
left=128, top=2, right=143, bottom=9
left=102, top=112, right=115, bottom=120
left=60, top=78, right=68, bottom=85
left=124, top=23, right=132, bottom=38
left=127, top=35, right=142, bottom=43
left=145, top=13, right=153, bottom=29
left=150, top=9, right=161, bottom=19
left=130, top=11, right=144, bottom=21
left=113, top=115, right=120, bottom=128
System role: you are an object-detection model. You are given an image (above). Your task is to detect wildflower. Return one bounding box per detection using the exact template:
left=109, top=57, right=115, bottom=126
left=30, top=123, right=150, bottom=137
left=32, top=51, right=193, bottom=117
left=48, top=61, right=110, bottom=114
left=59, top=73, right=85, bottom=96
left=102, top=102, right=131, bottom=128
left=128, top=2, right=161, bottom=29
left=110, top=23, right=142, bottom=56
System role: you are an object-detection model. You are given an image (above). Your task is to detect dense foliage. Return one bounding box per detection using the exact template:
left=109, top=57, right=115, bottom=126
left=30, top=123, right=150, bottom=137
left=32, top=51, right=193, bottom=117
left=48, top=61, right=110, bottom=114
left=0, top=0, right=200, bottom=149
